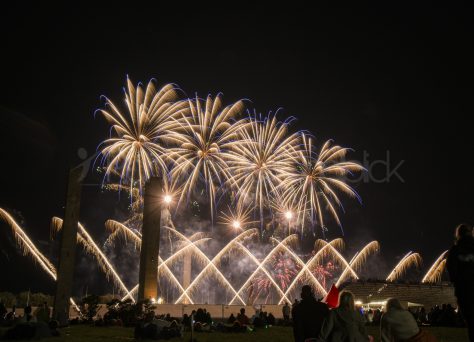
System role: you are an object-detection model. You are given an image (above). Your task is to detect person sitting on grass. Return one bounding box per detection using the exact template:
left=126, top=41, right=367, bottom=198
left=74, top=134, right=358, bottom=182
left=381, top=298, right=437, bottom=342
left=380, top=298, right=419, bottom=342
left=267, top=312, right=275, bottom=326
left=237, top=308, right=250, bottom=326
left=135, top=311, right=182, bottom=339
left=35, top=302, right=50, bottom=324
left=19, top=305, right=36, bottom=323
left=5, top=305, right=16, bottom=323
left=318, top=291, right=370, bottom=342
left=227, top=313, right=236, bottom=324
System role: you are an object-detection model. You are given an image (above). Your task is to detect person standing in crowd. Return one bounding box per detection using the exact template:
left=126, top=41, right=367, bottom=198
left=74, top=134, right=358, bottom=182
left=447, top=223, right=474, bottom=342
left=292, top=285, right=329, bottom=342
left=319, top=291, right=370, bottom=342
left=283, top=302, right=291, bottom=321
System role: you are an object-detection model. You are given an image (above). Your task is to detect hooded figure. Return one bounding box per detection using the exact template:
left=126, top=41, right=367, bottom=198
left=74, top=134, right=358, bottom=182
left=319, top=291, right=369, bottom=342
left=380, top=298, right=419, bottom=341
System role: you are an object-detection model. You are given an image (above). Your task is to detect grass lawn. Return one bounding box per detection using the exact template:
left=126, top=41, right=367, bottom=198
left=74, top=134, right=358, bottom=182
left=1, top=325, right=470, bottom=341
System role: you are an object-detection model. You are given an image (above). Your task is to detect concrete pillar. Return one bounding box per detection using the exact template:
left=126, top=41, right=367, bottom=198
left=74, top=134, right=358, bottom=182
left=138, top=177, right=162, bottom=301
left=53, top=167, right=83, bottom=325
left=182, top=250, right=192, bottom=304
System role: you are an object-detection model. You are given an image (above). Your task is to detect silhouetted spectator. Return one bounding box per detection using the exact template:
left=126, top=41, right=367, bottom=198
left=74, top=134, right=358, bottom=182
left=253, top=313, right=264, bottom=327
left=319, top=291, right=369, bottom=342
left=5, top=305, right=16, bottom=322
left=0, top=301, right=6, bottom=322
left=182, top=313, right=191, bottom=329
left=267, top=312, right=275, bottom=326
left=420, top=307, right=428, bottom=324
left=227, top=313, right=236, bottom=324
left=447, top=223, right=474, bottom=341
left=194, top=308, right=206, bottom=323
left=282, top=302, right=291, bottom=321
left=381, top=298, right=420, bottom=342
left=373, top=309, right=382, bottom=326
left=250, top=309, right=261, bottom=326
left=236, top=308, right=249, bottom=326
left=20, top=305, right=36, bottom=323
left=292, top=285, right=329, bottom=342
left=204, top=309, right=212, bottom=324
left=366, top=309, right=374, bottom=324
left=35, top=301, right=50, bottom=323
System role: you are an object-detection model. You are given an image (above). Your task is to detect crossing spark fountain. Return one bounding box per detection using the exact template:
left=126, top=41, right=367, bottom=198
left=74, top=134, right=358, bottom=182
left=1, top=207, right=449, bottom=305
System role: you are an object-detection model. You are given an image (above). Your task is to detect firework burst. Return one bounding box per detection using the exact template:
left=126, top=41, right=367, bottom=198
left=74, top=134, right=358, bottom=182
left=218, top=204, right=258, bottom=232
left=228, top=113, right=299, bottom=228
left=98, top=77, right=188, bottom=193
left=280, top=134, right=364, bottom=233
left=169, top=94, right=245, bottom=221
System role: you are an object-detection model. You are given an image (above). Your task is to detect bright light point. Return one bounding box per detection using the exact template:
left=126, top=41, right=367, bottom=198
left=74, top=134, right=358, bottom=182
left=285, top=211, right=293, bottom=220
left=157, top=297, right=164, bottom=304
left=164, top=195, right=172, bottom=204
left=232, top=220, right=241, bottom=229
left=150, top=297, right=156, bottom=304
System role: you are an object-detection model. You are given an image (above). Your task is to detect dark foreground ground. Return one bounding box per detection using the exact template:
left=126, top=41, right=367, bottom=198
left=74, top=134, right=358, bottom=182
left=1, top=325, right=470, bottom=342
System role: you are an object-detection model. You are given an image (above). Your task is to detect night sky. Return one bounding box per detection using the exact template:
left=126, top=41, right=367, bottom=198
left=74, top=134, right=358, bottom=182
left=1, top=3, right=473, bottom=295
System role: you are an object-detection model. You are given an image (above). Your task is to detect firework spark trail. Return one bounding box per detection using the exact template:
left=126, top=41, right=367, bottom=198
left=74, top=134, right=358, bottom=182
left=280, top=134, right=364, bottom=231
left=279, top=238, right=356, bottom=303
left=121, top=238, right=211, bottom=304
left=269, top=237, right=327, bottom=296
left=315, top=239, right=359, bottom=279
left=0, top=209, right=82, bottom=312
left=386, top=251, right=422, bottom=282
left=0, top=208, right=57, bottom=279
left=173, top=227, right=255, bottom=304
left=52, top=218, right=133, bottom=301
left=336, top=241, right=380, bottom=287
left=234, top=242, right=292, bottom=304
left=98, top=77, right=189, bottom=193
left=422, top=250, right=448, bottom=283
left=278, top=243, right=335, bottom=304
left=104, top=220, right=208, bottom=304
left=425, top=259, right=446, bottom=284
left=169, top=95, right=245, bottom=221
left=101, top=180, right=143, bottom=226
left=227, top=114, right=299, bottom=228
left=228, top=234, right=301, bottom=305
left=105, top=219, right=142, bottom=248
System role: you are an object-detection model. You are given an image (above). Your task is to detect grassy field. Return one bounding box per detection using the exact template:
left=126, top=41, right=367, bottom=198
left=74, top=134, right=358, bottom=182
left=1, top=325, right=470, bottom=341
